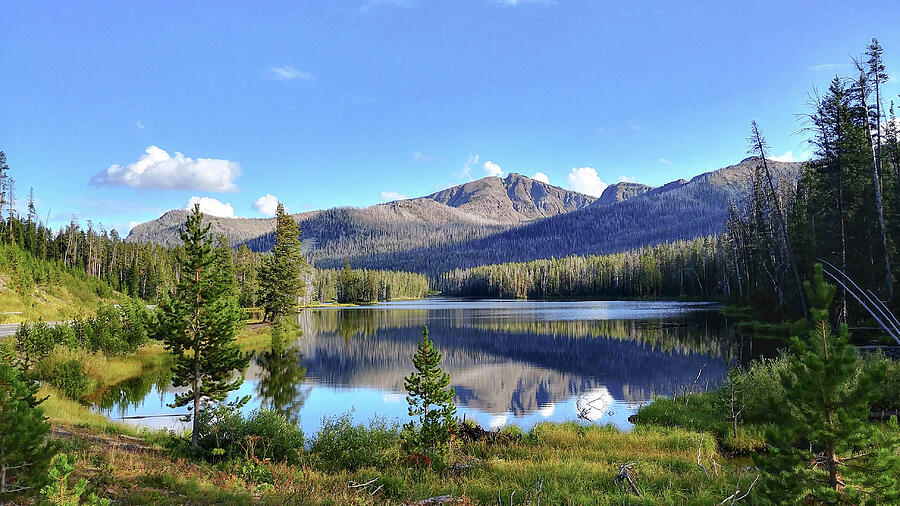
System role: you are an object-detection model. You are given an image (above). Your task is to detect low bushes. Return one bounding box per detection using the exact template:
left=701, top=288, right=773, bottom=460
left=43, top=359, right=92, bottom=400
left=309, top=413, right=401, bottom=471
left=14, top=300, right=153, bottom=359
left=193, top=402, right=305, bottom=465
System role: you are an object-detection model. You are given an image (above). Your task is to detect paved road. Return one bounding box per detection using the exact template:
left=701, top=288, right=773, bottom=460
left=0, top=321, right=63, bottom=338
left=0, top=323, right=20, bottom=338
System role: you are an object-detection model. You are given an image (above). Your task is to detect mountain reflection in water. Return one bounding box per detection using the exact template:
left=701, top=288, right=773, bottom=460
left=96, top=299, right=741, bottom=434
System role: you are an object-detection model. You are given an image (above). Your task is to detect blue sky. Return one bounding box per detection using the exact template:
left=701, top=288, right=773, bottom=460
left=3, top=1, right=899, bottom=234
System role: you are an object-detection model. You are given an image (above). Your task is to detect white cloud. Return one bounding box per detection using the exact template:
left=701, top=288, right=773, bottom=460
left=769, top=150, right=813, bottom=163
left=136, top=120, right=144, bottom=130
left=456, top=153, right=479, bottom=180
left=380, top=191, right=407, bottom=201
left=808, top=63, right=849, bottom=72
left=659, top=158, right=671, bottom=165
left=184, top=196, right=235, bottom=218
left=618, top=176, right=636, bottom=183
left=253, top=194, right=281, bottom=217
left=566, top=167, right=608, bottom=197
left=483, top=160, right=504, bottom=177
left=92, top=146, right=241, bottom=192
left=531, top=172, right=550, bottom=184
left=769, top=151, right=796, bottom=162
left=413, top=151, right=436, bottom=162
left=267, top=66, right=313, bottom=81
left=128, top=221, right=141, bottom=232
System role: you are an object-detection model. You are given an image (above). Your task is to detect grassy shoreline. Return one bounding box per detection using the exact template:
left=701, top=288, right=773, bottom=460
left=26, top=320, right=756, bottom=504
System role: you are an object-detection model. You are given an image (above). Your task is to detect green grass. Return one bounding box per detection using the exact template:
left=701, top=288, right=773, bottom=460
left=632, top=394, right=769, bottom=454
left=44, top=420, right=751, bottom=505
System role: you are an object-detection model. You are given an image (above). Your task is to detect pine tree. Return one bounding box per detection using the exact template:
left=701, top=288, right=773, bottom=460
left=0, top=361, right=58, bottom=500
left=755, top=264, right=900, bottom=503
left=403, top=326, right=457, bottom=457
left=234, top=244, right=259, bottom=308
left=258, top=203, right=304, bottom=321
left=156, top=204, right=250, bottom=448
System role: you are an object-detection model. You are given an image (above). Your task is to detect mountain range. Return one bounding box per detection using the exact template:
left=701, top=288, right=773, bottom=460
left=127, top=158, right=802, bottom=275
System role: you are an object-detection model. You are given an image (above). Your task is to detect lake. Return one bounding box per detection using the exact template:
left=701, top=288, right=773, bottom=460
left=93, top=299, right=743, bottom=436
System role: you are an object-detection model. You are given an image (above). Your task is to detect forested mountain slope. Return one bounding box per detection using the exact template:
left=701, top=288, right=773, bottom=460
left=127, top=158, right=803, bottom=275
left=309, top=158, right=803, bottom=273
left=127, top=174, right=591, bottom=247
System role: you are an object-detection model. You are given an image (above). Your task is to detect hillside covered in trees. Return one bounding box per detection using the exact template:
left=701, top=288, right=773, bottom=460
left=127, top=159, right=803, bottom=276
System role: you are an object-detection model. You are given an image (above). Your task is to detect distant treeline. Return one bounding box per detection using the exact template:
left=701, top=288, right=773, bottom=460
left=438, top=236, right=728, bottom=299
left=313, top=263, right=430, bottom=303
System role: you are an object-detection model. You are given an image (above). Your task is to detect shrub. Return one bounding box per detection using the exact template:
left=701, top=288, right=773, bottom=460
left=194, top=402, right=305, bottom=465
left=194, top=401, right=248, bottom=458
left=13, top=320, right=56, bottom=374
left=45, top=359, right=92, bottom=400
left=243, top=409, right=305, bottom=465
left=40, top=454, right=110, bottom=506
left=310, top=413, right=401, bottom=471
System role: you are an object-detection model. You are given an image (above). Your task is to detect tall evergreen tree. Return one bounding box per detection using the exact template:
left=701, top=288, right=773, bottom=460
left=0, top=361, right=58, bottom=500
left=756, top=264, right=900, bottom=503
left=403, top=326, right=457, bottom=457
left=156, top=204, right=250, bottom=448
left=857, top=47, right=893, bottom=302
left=234, top=243, right=260, bottom=308
left=258, top=203, right=305, bottom=321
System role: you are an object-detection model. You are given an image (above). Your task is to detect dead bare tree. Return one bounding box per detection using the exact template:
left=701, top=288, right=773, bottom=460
left=748, top=121, right=808, bottom=320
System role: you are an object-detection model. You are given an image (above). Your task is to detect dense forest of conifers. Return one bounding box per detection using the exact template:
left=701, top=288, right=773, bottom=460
left=438, top=236, right=726, bottom=299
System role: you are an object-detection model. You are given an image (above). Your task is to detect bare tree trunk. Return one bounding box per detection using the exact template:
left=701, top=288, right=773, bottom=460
left=752, top=122, right=809, bottom=319
left=863, top=87, right=893, bottom=302
left=191, top=265, right=203, bottom=449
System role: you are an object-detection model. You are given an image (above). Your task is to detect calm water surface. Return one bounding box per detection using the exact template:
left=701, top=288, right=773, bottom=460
left=93, top=299, right=743, bottom=435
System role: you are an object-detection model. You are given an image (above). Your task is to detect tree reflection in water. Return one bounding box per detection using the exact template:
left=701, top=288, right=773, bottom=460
left=255, top=325, right=310, bottom=425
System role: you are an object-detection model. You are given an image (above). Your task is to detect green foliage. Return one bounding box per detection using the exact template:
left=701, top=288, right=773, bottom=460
left=439, top=236, right=723, bottom=299
left=155, top=205, right=250, bottom=448
left=403, top=327, right=457, bottom=458
left=233, top=244, right=261, bottom=308
left=75, top=300, right=152, bottom=354
left=43, top=359, right=92, bottom=400
left=40, top=454, right=110, bottom=506
left=194, top=401, right=305, bottom=465
left=0, top=361, right=57, bottom=500
left=242, top=409, right=305, bottom=465
left=313, top=264, right=429, bottom=303
left=257, top=202, right=305, bottom=321
left=755, top=265, right=900, bottom=504
left=309, top=413, right=401, bottom=471
left=13, top=319, right=56, bottom=374
left=256, top=318, right=307, bottom=425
